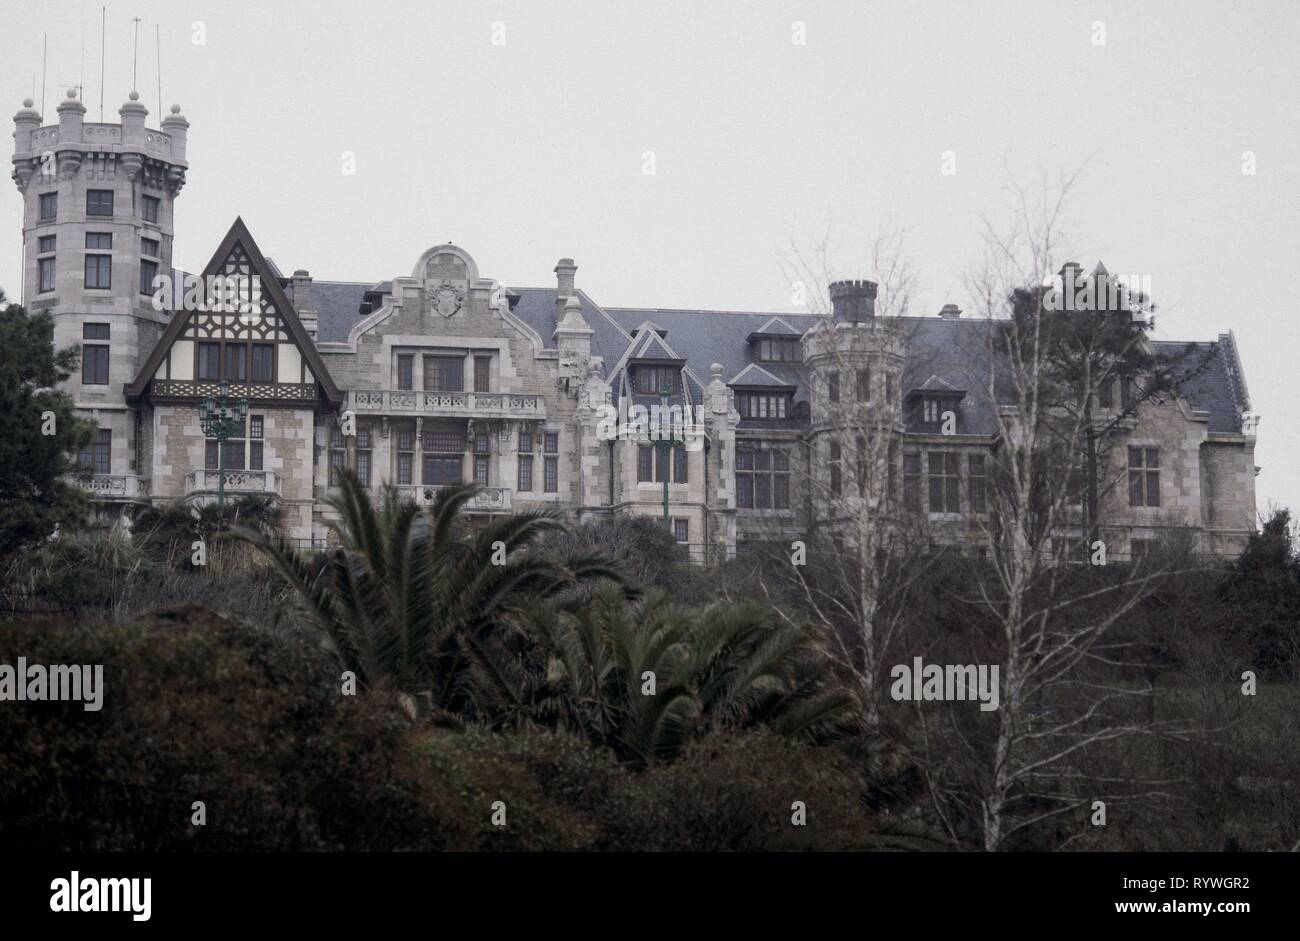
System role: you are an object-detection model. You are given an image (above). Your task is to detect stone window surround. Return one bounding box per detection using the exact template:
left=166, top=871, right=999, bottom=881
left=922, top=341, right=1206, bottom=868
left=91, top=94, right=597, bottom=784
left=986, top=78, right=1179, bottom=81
left=1127, top=439, right=1162, bottom=509
left=381, top=336, right=519, bottom=393
left=635, top=442, right=689, bottom=490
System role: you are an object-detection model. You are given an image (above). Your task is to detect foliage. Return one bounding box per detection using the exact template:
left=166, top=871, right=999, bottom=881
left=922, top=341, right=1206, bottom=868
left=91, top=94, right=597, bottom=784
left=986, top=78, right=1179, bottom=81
left=134, top=494, right=282, bottom=568
left=528, top=587, right=854, bottom=768
left=1219, top=509, right=1300, bottom=679
left=0, top=605, right=914, bottom=851
left=238, top=472, right=624, bottom=718
left=536, top=512, right=712, bottom=603
left=0, top=290, right=94, bottom=559
left=0, top=606, right=441, bottom=851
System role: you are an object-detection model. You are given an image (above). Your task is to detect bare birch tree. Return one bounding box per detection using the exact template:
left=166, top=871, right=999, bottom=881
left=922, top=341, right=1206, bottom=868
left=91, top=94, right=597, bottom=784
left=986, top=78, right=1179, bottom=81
left=948, top=172, right=1200, bottom=850
left=741, top=226, right=937, bottom=730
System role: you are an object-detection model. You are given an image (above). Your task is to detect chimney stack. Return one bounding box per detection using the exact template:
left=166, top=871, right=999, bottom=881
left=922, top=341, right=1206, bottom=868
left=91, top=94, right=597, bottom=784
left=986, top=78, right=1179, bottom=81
left=829, top=279, right=878, bottom=322
left=290, top=269, right=316, bottom=337
left=554, top=256, right=577, bottom=324
left=939, top=303, right=962, bottom=320
left=1059, top=261, right=1082, bottom=290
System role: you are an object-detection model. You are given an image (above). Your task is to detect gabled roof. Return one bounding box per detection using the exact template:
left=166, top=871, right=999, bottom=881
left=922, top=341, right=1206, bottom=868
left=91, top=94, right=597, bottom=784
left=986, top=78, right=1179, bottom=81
left=125, top=217, right=343, bottom=407
left=747, top=316, right=803, bottom=340
left=729, top=363, right=794, bottom=388
left=603, top=320, right=700, bottom=408
left=625, top=321, right=685, bottom=362
left=907, top=374, right=966, bottom=398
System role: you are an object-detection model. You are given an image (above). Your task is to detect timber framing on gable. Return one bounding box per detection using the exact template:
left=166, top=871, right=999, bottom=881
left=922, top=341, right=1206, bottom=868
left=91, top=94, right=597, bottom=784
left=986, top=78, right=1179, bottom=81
left=125, top=217, right=343, bottom=409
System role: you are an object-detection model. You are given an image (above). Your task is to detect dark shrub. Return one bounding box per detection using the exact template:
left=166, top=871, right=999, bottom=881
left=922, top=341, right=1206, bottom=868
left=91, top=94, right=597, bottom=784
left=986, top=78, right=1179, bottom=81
left=0, top=606, right=445, bottom=851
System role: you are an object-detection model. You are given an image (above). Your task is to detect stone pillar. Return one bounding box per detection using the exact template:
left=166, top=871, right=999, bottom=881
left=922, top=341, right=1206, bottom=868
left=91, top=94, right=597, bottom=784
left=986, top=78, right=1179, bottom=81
left=373, top=417, right=393, bottom=486
left=705, top=362, right=738, bottom=560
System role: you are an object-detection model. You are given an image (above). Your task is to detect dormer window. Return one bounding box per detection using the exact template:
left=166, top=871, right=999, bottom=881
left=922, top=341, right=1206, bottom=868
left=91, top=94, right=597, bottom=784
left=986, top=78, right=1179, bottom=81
left=757, top=338, right=800, bottom=362
left=736, top=392, right=789, bottom=419
left=637, top=366, right=677, bottom=394
left=908, top=379, right=966, bottom=429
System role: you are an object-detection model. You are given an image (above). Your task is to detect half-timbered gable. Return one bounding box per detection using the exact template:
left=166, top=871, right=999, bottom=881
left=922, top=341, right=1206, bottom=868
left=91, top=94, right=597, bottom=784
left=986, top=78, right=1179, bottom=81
left=125, top=218, right=341, bottom=539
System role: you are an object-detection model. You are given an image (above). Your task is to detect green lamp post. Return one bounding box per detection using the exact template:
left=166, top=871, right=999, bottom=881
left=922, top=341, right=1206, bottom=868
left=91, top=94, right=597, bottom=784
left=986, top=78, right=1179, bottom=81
left=198, top=379, right=249, bottom=508
left=654, top=387, right=684, bottom=526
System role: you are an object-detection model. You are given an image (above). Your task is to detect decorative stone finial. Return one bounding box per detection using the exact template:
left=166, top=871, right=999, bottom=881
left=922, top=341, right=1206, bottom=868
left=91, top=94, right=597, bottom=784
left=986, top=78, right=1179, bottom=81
left=128, top=90, right=140, bottom=101
left=170, top=104, right=181, bottom=114
left=66, top=88, right=77, bottom=99
left=22, top=98, right=33, bottom=108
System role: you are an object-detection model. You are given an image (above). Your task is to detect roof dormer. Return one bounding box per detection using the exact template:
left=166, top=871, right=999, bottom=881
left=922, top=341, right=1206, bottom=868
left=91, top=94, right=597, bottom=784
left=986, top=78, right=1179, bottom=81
left=906, top=376, right=966, bottom=430
left=747, top=318, right=803, bottom=363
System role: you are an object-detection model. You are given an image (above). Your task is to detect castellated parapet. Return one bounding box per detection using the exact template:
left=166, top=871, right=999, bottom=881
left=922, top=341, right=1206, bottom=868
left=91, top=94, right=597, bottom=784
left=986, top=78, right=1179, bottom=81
left=12, top=90, right=192, bottom=526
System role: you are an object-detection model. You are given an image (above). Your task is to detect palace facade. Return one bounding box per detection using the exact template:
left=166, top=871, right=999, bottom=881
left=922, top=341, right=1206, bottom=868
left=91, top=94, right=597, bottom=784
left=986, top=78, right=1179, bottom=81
left=11, top=93, right=1261, bottom=560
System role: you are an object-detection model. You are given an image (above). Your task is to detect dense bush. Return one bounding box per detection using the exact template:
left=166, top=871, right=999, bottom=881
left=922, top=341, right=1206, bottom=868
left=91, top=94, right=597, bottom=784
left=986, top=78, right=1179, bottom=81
left=0, top=605, right=915, bottom=851
left=0, top=607, right=443, bottom=851
left=0, top=522, right=297, bottom=629
left=537, top=513, right=715, bottom=604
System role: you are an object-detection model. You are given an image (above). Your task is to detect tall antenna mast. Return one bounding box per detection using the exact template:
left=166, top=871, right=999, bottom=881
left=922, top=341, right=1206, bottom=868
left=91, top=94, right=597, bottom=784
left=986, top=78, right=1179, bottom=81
left=132, top=17, right=141, bottom=91
left=99, top=6, right=106, bottom=121
left=155, top=24, right=163, bottom=117
left=80, top=15, right=86, bottom=99
left=41, top=34, right=47, bottom=118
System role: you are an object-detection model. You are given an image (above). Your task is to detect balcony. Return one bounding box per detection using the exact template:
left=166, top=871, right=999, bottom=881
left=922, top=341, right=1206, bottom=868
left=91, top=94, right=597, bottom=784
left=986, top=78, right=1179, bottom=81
left=344, top=390, right=545, bottom=420
left=152, top=379, right=319, bottom=405
left=183, top=469, right=282, bottom=500
left=78, top=474, right=150, bottom=502
left=392, top=485, right=513, bottom=513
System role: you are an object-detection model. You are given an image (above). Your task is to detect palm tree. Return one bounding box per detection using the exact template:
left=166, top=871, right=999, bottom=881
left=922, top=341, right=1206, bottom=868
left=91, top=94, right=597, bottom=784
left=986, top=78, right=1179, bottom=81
left=528, top=587, right=853, bottom=768
left=238, top=472, right=623, bottom=720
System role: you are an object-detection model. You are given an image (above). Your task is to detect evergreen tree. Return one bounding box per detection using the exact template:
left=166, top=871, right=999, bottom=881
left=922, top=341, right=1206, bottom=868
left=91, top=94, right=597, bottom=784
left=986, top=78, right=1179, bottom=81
left=0, top=290, right=94, bottom=558
left=1007, top=265, right=1214, bottom=546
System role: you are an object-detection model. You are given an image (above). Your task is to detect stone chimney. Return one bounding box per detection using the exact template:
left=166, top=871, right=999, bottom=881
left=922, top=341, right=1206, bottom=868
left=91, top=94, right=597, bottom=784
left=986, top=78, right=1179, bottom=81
left=554, top=257, right=577, bottom=322
left=555, top=294, right=594, bottom=391
left=1059, top=261, right=1083, bottom=290
left=290, top=269, right=316, bottom=337
left=829, top=279, right=878, bottom=322
left=939, top=303, right=962, bottom=320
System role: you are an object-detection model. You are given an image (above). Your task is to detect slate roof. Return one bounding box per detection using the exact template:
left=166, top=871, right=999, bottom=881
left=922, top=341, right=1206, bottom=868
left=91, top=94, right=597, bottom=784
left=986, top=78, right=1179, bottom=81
left=512, top=288, right=634, bottom=372
left=730, top=363, right=795, bottom=387
left=311, top=280, right=375, bottom=342
left=1151, top=339, right=1244, bottom=433
left=748, top=316, right=803, bottom=338
left=263, top=274, right=1247, bottom=437
left=605, top=306, right=825, bottom=403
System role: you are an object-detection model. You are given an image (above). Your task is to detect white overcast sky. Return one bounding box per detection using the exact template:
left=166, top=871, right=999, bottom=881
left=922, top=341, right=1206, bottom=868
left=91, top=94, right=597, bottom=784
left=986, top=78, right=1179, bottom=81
left=3, top=0, right=1298, bottom=516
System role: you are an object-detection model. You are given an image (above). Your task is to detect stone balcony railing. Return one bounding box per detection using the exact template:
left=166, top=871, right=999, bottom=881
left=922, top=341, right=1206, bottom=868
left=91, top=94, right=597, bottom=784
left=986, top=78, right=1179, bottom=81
left=344, top=390, right=545, bottom=420
left=392, top=485, right=513, bottom=513
left=152, top=379, right=319, bottom=404
left=78, top=474, right=150, bottom=501
left=183, top=469, right=282, bottom=499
